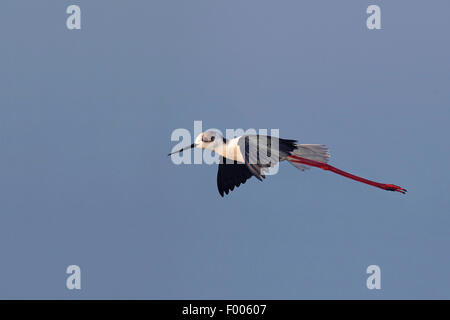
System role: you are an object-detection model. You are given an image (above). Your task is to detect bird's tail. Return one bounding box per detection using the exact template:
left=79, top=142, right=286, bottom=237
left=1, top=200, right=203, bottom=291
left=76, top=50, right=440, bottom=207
left=288, top=144, right=330, bottom=171
left=286, top=146, right=407, bottom=194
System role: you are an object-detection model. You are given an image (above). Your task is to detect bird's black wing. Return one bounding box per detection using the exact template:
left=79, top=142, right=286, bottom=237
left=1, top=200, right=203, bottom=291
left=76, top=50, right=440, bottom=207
left=237, top=135, right=297, bottom=181
left=217, top=157, right=254, bottom=197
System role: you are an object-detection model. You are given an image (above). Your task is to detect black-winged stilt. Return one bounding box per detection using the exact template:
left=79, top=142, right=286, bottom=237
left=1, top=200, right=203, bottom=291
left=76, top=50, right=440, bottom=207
left=168, top=130, right=407, bottom=197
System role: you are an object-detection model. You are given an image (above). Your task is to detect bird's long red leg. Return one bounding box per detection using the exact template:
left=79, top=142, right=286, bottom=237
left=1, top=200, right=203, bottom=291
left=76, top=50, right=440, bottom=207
left=287, top=155, right=407, bottom=194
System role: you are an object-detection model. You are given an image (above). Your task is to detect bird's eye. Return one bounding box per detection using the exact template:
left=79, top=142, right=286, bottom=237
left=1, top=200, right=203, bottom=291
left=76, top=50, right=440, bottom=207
left=210, top=136, right=215, bottom=142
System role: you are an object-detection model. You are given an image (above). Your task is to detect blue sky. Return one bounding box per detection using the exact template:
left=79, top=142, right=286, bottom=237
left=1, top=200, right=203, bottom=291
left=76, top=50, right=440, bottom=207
left=0, top=0, right=449, bottom=299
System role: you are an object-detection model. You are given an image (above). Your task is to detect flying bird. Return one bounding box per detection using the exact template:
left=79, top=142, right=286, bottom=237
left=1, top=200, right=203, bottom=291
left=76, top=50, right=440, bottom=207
left=168, top=130, right=407, bottom=197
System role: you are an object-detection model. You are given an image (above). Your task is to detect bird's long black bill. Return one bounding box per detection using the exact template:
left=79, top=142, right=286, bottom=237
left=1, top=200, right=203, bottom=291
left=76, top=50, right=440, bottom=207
left=168, top=143, right=196, bottom=156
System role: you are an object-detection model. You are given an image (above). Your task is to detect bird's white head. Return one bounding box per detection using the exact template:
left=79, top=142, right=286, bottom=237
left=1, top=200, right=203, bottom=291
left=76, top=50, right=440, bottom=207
left=168, top=130, right=226, bottom=156
left=194, top=130, right=225, bottom=152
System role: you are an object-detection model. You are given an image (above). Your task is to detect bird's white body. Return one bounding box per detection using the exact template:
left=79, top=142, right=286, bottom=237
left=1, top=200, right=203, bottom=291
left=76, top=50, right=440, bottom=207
left=218, top=137, right=245, bottom=163
left=194, top=132, right=329, bottom=166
